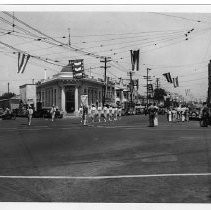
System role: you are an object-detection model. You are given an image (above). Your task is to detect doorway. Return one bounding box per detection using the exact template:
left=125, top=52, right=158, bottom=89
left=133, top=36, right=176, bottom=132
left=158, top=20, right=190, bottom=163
left=65, top=87, right=75, bottom=113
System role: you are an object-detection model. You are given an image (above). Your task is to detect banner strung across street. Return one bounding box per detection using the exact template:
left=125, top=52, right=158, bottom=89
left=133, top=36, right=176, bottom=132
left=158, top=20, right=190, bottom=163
left=163, top=72, right=173, bottom=83
left=130, top=50, right=139, bottom=71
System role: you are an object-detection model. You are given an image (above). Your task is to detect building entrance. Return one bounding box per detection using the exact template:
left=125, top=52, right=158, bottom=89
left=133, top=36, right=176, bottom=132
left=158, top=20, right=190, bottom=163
left=65, top=87, right=75, bottom=113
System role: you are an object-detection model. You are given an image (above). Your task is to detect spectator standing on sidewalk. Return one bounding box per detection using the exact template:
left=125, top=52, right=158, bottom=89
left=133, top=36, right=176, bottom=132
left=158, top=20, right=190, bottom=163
left=97, top=103, right=102, bottom=122
left=200, top=102, right=209, bottom=127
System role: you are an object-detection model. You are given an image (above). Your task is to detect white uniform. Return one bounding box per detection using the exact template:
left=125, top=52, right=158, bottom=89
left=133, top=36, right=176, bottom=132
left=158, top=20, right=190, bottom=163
left=79, top=107, right=83, bottom=123
left=97, top=106, right=102, bottom=122
left=91, top=106, right=96, bottom=122
left=109, top=107, right=113, bottom=121
left=103, top=106, right=108, bottom=122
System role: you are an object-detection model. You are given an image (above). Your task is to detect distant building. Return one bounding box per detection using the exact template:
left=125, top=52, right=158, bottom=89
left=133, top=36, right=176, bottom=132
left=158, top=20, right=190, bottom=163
left=0, top=95, right=20, bottom=110
left=19, top=83, right=37, bottom=109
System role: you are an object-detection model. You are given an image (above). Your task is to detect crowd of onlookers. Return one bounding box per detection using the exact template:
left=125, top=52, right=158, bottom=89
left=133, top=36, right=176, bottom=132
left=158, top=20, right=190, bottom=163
left=146, top=102, right=210, bottom=127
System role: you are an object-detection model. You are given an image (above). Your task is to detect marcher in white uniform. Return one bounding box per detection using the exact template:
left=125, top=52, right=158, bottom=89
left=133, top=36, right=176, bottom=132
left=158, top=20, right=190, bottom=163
left=114, top=105, right=118, bottom=121
left=103, top=105, right=108, bottom=122
left=97, top=104, right=102, bottom=122
left=118, top=106, right=122, bottom=120
left=168, top=109, right=172, bottom=122
left=109, top=105, right=113, bottom=121
left=79, top=105, right=83, bottom=123
left=91, top=104, right=96, bottom=123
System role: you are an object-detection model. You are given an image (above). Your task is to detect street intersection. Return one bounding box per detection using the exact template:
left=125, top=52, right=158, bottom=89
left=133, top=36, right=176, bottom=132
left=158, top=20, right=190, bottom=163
left=0, top=115, right=211, bottom=202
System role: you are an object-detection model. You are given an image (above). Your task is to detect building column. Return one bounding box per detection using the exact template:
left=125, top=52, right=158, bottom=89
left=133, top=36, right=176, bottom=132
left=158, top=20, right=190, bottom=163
left=61, top=86, right=66, bottom=114
left=74, top=86, right=79, bottom=115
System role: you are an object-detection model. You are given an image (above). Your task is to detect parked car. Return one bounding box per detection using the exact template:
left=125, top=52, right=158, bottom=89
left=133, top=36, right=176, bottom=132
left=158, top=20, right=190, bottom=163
left=134, top=104, right=145, bottom=115
left=0, top=109, right=16, bottom=120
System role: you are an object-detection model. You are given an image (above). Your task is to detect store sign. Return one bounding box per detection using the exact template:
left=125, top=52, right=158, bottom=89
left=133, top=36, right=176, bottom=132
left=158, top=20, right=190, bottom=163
left=81, top=95, right=88, bottom=106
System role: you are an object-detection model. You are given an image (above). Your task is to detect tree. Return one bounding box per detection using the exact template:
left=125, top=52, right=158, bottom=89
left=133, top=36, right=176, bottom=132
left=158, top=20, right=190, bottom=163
left=153, top=88, right=167, bottom=102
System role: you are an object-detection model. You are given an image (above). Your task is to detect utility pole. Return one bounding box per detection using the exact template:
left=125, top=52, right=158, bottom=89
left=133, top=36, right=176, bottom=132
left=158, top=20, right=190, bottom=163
left=7, top=82, right=10, bottom=109
left=8, top=82, right=10, bottom=95
left=68, top=28, right=71, bottom=47
left=128, top=71, right=134, bottom=105
left=143, top=68, right=152, bottom=106
left=100, top=57, right=111, bottom=106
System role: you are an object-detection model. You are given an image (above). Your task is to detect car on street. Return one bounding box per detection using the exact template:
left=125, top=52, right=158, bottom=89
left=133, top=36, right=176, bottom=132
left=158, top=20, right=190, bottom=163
left=0, top=110, right=16, bottom=120
left=134, top=104, right=145, bottom=115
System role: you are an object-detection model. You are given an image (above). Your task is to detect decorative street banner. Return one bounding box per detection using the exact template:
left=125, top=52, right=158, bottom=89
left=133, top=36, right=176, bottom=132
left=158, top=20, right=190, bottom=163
left=130, top=50, right=140, bottom=71
left=80, top=95, right=88, bottom=106
left=163, top=72, right=173, bottom=83
left=173, top=76, right=179, bottom=88
left=17, top=52, right=30, bottom=73
left=71, top=59, right=84, bottom=78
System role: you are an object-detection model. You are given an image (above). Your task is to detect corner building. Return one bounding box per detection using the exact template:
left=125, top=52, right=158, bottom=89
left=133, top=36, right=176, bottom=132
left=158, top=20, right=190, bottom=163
left=36, top=61, right=115, bottom=115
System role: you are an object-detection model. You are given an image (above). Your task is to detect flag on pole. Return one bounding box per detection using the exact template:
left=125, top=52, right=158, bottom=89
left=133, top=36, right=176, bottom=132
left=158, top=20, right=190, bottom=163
left=130, top=50, right=139, bottom=71
left=17, top=52, right=30, bottom=73
left=163, top=72, right=173, bottom=83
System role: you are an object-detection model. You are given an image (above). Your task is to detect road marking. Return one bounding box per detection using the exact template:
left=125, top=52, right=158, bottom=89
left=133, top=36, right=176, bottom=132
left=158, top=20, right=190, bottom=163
left=97, top=125, right=206, bottom=131
left=0, top=173, right=211, bottom=180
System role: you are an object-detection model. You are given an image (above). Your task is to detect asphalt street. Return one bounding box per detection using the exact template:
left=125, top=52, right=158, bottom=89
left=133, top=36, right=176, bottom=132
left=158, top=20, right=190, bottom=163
left=0, top=115, right=211, bottom=202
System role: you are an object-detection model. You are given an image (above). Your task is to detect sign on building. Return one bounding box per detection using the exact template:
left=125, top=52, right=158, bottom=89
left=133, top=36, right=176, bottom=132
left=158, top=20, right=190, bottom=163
left=81, top=95, right=88, bottom=106
left=71, top=59, right=84, bottom=79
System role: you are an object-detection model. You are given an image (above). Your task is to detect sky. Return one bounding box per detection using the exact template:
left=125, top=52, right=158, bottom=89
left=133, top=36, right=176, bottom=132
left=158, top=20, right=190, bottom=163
left=0, top=7, right=211, bottom=101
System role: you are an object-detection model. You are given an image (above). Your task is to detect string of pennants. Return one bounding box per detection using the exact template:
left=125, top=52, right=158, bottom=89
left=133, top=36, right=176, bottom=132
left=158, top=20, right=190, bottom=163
left=162, top=72, right=179, bottom=88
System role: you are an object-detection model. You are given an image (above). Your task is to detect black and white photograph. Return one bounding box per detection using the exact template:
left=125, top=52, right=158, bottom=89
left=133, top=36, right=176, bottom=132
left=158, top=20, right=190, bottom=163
left=0, top=2, right=211, bottom=207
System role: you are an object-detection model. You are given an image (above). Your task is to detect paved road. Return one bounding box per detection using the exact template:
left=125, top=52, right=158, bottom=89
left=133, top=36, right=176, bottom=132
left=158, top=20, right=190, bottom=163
left=0, top=115, right=211, bottom=202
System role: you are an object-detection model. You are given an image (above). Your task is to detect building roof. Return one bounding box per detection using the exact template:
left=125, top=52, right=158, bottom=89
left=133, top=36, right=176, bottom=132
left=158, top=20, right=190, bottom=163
left=61, top=61, right=73, bottom=73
